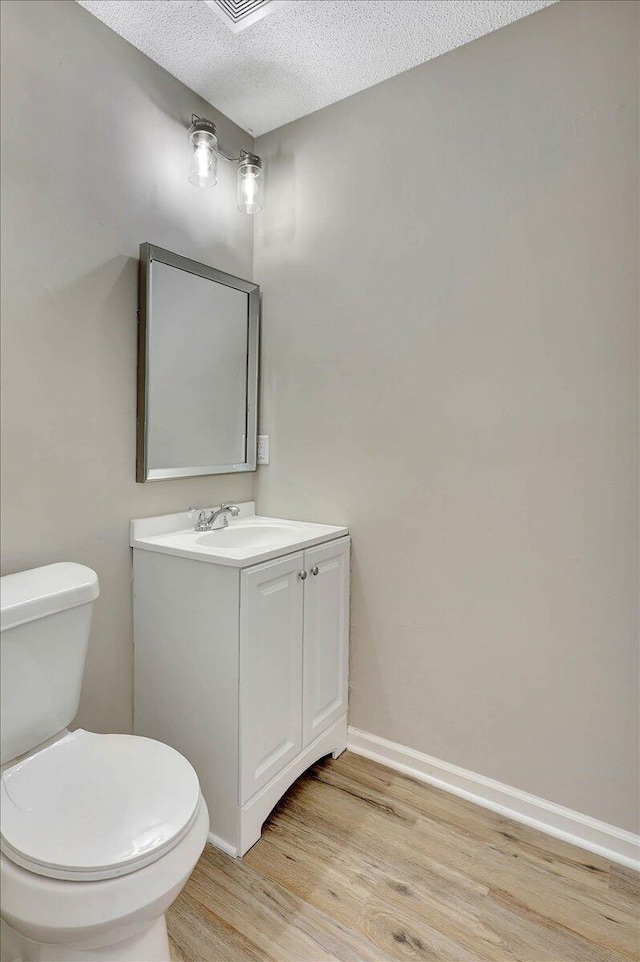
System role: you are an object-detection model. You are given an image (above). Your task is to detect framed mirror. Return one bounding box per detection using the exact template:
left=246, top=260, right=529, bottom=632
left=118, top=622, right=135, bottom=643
left=137, top=243, right=259, bottom=482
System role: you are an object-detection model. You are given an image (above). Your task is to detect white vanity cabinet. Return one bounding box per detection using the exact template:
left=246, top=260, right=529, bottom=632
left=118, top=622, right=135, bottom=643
left=131, top=506, right=349, bottom=858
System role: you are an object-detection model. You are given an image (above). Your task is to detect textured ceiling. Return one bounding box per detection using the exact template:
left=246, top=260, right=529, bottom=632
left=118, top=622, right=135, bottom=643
left=77, top=0, right=557, bottom=136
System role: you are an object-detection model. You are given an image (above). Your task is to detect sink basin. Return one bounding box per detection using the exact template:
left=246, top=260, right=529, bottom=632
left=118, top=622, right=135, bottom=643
left=130, top=503, right=349, bottom=568
left=197, top=524, right=295, bottom=549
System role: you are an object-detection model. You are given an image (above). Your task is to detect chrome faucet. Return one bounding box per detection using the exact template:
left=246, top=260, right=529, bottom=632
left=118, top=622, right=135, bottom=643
left=188, top=502, right=240, bottom=531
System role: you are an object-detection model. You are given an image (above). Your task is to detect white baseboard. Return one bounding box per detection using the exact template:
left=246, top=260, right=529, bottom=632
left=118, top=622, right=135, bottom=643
left=207, top=831, right=238, bottom=858
left=347, top=727, right=640, bottom=871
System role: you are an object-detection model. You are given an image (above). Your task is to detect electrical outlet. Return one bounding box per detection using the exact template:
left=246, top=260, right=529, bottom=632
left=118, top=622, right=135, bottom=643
left=257, top=435, right=269, bottom=465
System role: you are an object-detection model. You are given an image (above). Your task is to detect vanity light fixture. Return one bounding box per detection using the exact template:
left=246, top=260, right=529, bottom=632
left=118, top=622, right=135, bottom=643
left=188, top=115, right=263, bottom=214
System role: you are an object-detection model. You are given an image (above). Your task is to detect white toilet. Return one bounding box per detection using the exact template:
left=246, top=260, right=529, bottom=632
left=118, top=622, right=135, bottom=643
left=0, top=563, right=209, bottom=962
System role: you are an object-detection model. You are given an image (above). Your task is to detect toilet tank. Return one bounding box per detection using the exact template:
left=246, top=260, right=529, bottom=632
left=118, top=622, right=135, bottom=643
left=0, top=563, right=100, bottom=765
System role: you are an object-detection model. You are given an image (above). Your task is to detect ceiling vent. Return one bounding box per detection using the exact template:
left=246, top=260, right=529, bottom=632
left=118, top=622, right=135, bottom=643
left=203, top=0, right=292, bottom=33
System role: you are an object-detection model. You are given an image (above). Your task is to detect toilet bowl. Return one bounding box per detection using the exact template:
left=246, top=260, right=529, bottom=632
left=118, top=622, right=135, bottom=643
left=0, top=563, right=209, bottom=962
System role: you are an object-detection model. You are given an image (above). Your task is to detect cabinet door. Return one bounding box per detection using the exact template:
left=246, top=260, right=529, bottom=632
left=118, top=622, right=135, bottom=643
left=302, top=538, right=350, bottom=747
left=240, top=552, right=304, bottom=804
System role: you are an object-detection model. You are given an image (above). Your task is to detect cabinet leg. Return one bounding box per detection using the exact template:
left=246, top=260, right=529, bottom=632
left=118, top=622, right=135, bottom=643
left=331, top=744, right=347, bottom=760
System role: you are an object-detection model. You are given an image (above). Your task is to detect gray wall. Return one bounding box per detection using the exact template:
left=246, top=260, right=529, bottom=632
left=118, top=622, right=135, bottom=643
left=0, top=0, right=254, bottom=734
left=255, top=0, right=639, bottom=832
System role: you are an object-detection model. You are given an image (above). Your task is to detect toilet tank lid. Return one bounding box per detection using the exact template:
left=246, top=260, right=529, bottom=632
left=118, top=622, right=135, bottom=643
left=0, top=563, right=99, bottom=631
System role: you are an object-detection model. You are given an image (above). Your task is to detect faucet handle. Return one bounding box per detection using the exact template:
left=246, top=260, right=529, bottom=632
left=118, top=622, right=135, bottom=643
left=187, top=505, right=207, bottom=523
left=221, top=502, right=240, bottom=517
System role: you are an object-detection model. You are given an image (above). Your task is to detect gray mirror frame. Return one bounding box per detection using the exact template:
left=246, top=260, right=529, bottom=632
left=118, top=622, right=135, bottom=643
left=137, top=243, right=259, bottom=482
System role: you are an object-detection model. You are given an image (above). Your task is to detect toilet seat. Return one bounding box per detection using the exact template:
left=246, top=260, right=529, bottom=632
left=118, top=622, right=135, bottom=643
left=0, top=730, right=201, bottom=881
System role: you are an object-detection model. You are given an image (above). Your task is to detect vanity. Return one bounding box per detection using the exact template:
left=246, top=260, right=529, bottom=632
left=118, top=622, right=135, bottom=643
left=131, top=502, right=350, bottom=857
left=133, top=249, right=349, bottom=856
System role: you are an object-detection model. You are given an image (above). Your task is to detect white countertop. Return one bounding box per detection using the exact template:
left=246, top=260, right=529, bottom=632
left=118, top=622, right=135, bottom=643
left=130, top=502, right=349, bottom=568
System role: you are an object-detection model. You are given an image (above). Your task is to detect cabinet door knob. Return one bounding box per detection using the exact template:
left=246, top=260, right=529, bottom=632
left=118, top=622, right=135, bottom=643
left=310, top=566, right=319, bottom=576
left=298, top=570, right=308, bottom=580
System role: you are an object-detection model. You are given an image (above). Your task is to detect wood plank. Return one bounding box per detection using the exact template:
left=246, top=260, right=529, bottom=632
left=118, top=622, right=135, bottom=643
left=170, top=842, right=384, bottom=962
left=168, top=751, right=640, bottom=962
left=314, top=754, right=613, bottom=891
left=611, top=864, right=640, bottom=902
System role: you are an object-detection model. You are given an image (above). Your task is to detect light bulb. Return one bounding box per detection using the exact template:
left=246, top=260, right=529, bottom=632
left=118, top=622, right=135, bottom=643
left=195, top=144, right=212, bottom=178
left=242, top=172, right=257, bottom=206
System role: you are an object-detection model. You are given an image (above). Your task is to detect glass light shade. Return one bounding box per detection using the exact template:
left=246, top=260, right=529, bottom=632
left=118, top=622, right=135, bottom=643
left=188, top=128, right=218, bottom=187
left=237, top=157, right=263, bottom=214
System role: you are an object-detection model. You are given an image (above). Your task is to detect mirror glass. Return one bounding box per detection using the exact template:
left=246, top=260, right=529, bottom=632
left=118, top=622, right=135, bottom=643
left=137, top=244, right=259, bottom=481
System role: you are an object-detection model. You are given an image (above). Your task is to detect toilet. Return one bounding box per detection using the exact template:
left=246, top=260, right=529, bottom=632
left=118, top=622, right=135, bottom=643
left=0, top=563, right=209, bottom=962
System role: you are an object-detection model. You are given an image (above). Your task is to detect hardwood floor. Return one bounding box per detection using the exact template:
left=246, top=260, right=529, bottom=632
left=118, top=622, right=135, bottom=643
left=168, top=752, right=640, bottom=961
